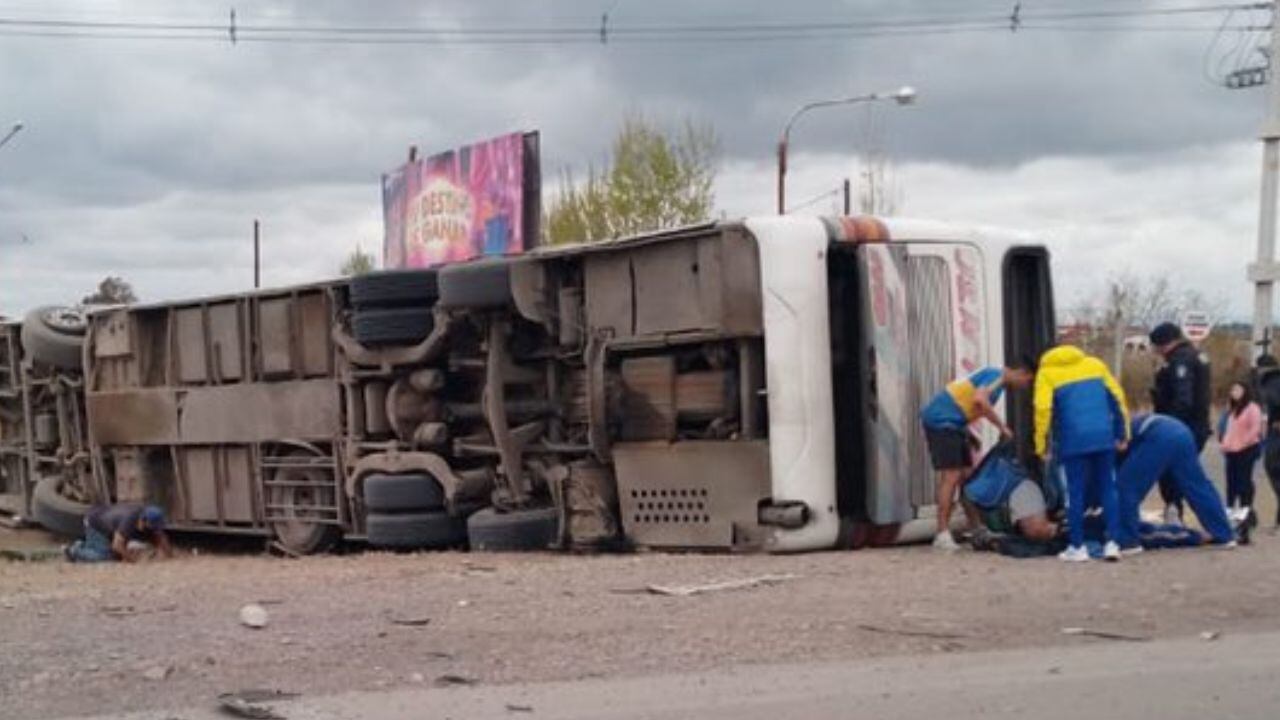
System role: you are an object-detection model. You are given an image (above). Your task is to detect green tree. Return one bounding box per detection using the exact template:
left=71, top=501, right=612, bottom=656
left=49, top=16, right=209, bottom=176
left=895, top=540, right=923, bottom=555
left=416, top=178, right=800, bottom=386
left=546, top=116, right=719, bottom=245
left=340, top=245, right=376, bottom=276
left=82, top=276, right=137, bottom=305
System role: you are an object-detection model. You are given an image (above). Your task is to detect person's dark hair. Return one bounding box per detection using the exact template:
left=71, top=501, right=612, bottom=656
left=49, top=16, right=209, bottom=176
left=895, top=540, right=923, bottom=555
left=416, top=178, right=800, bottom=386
left=1011, top=354, right=1038, bottom=373
left=1229, top=380, right=1254, bottom=416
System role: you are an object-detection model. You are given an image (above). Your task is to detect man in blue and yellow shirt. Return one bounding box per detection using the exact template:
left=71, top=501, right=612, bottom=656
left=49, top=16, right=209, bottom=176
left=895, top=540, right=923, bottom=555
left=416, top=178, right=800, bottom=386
left=920, top=362, right=1034, bottom=551
left=1034, top=345, right=1130, bottom=562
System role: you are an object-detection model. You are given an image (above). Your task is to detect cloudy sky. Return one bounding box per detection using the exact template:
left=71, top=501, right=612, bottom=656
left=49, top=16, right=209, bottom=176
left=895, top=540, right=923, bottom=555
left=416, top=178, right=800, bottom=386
left=0, top=0, right=1271, bottom=319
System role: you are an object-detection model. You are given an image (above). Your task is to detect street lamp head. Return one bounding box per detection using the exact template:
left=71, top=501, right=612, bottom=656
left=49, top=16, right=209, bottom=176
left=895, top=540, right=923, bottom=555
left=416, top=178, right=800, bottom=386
left=12, top=121, right=22, bottom=132
left=891, top=86, right=917, bottom=106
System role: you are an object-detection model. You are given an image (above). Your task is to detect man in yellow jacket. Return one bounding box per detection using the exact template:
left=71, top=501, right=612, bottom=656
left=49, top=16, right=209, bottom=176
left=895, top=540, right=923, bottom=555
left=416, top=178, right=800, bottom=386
left=1034, top=345, right=1130, bottom=562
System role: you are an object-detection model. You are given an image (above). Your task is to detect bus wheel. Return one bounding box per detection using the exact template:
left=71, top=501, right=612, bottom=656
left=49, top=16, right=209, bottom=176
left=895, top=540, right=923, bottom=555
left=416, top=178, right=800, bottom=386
left=21, top=306, right=87, bottom=371
left=32, top=476, right=89, bottom=537
left=467, top=506, right=559, bottom=552
left=267, top=464, right=340, bottom=555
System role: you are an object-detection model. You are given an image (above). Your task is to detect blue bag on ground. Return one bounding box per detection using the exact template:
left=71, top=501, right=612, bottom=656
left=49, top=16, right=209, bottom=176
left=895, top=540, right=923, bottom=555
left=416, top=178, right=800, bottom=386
left=964, top=441, right=1025, bottom=509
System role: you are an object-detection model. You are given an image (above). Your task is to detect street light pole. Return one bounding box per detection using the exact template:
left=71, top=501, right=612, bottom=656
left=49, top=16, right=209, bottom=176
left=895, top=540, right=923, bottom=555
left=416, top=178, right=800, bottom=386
left=776, top=87, right=915, bottom=215
left=0, top=122, right=23, bottom=152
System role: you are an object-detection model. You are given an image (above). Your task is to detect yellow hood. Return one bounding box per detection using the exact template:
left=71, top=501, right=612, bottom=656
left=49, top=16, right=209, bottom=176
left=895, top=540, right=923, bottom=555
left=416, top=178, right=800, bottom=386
left=1039, top=344, right=1086, bottom=369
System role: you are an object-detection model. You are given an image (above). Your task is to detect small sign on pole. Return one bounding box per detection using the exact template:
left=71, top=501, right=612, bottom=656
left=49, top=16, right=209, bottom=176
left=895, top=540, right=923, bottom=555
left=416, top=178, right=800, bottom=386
left=1181, top=310, right=1214, bottom=343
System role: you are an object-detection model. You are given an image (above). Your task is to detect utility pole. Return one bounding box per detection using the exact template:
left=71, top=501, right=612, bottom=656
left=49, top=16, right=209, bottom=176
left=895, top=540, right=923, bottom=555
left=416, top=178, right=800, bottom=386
left=253, top=219, right=260, bottom=289
left=842, top=177, right=852, bottom=215
left=1249, top=6, right=1280, bottom=359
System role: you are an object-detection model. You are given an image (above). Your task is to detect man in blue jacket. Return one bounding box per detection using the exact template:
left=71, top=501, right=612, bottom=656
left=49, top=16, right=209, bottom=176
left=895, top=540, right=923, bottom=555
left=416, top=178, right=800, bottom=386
left=1034, top=345, right=1130, bottom=562
left=1115, top=413, right=1236, bottom=551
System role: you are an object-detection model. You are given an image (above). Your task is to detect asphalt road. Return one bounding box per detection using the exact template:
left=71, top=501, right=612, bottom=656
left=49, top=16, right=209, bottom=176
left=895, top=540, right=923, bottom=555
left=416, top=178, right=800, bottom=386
left=82, top=630, right=1280, bottom=720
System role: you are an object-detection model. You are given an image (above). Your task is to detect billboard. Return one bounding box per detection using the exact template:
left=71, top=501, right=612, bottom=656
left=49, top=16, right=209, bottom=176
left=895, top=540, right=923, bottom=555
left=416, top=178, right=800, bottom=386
left=382, top=131, right=540, bottom=269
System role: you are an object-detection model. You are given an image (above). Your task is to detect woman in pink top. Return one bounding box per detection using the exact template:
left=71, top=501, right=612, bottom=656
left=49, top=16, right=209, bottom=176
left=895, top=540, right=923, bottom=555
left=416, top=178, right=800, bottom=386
left=1221, top=381, right=1264, bottom=516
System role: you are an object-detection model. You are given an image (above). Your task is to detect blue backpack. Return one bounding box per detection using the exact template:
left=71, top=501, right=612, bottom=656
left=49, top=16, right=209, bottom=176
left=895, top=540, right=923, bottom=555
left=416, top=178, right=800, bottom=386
left=964, top=441, right=1027, bottom=509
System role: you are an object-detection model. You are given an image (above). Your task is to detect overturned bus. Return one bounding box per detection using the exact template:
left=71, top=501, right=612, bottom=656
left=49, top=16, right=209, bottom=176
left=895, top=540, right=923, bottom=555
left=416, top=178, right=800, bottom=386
left=48, top=215, right=1053, bottom=554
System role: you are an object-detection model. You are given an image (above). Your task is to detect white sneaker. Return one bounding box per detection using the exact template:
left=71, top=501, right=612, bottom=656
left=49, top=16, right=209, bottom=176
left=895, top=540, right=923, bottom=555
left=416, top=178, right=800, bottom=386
left=1120, top=545, right=1144, bottom=557
left=1059, top=545, right=1090, bottom=562
left=1213, top=540, right=1238, bottom=550
left=932, top=531, right=960, bottom=552
left=1103, top=541, right=1121, bottom=562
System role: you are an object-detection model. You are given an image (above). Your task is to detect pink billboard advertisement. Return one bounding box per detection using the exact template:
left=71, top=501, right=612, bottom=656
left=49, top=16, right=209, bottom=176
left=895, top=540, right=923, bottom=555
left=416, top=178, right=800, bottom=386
left=382, top=131, right=541, bottom=269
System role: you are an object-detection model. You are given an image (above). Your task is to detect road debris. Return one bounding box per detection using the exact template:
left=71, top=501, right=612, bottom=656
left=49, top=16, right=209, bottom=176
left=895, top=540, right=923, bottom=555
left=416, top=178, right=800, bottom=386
left=217, top=690, right=299, bottom=720
left=435, top=674, right=479, bottom=687
left=630, top=574, right=798, bottom=597
left=857, top=624, right=971, bottom=641
left=506, top=703, right=534, bottom=713
left=388, top=615, right=432, bottom=627
left=1200, top=631, right=1222, bottom=642
left=101, top=603, right=178, bottom=618
left=141, top=665, right=173, bottom=681
left=1060, top=627, right=1151, bottom=642
left=239, top=604, right=269, bottom=629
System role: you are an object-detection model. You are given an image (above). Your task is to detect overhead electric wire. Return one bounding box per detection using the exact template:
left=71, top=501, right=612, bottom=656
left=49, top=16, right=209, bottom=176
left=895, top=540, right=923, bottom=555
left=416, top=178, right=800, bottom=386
left=0, top=1, right=1266, bottom=46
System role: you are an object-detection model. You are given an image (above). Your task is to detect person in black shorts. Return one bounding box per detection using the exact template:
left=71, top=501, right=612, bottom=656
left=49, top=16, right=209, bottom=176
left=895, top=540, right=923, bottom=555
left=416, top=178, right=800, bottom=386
left=919, top=361, right=1035, bottom=551
left=66, top=503, right=173, bottom=563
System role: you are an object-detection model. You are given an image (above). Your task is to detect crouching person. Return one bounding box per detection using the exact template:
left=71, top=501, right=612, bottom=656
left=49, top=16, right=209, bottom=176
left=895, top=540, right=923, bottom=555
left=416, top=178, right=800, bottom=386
left=66, top=503, right=173, bottom=563
left=962, top=442, right=1059, bottom=544
left=919, top=362, right=1035, bottom=551
left=1116, top=413, right=1237, bottom=552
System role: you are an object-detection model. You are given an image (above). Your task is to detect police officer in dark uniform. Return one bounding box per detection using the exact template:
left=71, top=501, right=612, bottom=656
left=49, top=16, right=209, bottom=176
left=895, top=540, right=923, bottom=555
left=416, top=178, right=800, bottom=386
left=1148, top=322, right=1211, bottom=523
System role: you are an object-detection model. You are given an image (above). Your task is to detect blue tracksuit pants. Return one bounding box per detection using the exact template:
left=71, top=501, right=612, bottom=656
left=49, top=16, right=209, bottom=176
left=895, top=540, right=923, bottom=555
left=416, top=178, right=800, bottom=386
left=1061, top=450, right=1120, bottom=549
left=1117, top=422, right=1234, bottom=547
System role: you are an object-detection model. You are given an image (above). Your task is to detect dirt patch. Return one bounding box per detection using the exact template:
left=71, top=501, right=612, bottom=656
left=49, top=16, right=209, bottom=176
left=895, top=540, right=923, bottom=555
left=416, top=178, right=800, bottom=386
left=3, top=531, right=1279, bottom=719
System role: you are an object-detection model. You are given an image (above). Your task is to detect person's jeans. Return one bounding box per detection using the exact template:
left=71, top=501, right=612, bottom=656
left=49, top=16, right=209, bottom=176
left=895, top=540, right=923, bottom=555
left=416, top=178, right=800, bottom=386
left=67, top=526, right=114, bottom=563
left=1224, top=445, right=1261, bottom=510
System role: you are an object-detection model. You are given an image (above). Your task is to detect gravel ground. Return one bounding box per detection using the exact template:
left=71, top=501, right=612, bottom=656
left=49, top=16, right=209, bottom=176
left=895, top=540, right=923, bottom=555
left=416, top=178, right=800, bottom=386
left=4, top=529, right=1280, bottom=720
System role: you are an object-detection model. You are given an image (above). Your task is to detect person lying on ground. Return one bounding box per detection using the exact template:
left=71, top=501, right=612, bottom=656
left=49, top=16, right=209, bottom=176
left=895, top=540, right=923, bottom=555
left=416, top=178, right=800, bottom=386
left=961, top=442, right=1059, bottom=544
left=65, top=503, right=173, bottom=563
left=919, top=360, right=1036, bottom=551
left=1115, top=413, right=1238, bottom=554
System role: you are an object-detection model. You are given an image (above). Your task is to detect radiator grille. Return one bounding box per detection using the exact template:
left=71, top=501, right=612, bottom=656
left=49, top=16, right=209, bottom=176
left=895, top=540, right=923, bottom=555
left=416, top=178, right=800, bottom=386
left=906, top=256, right=954, bottom=508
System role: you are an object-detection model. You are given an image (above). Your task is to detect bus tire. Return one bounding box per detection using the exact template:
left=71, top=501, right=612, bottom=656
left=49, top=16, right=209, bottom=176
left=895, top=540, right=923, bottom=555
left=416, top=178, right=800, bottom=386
left=350, top=269, right=439, bottom=309
left=366, top=511, right=467, bottom=549
left=437, top=258, right=514, bottom=309
left=21, top=306, right=87, bottom=371
left=352, top=307, right=435, bottom=346
left=467, top=506, right=560, bottom=552
left=363, top=473, right=446, bottom=513
left=32, top=476, right=89, bottom=538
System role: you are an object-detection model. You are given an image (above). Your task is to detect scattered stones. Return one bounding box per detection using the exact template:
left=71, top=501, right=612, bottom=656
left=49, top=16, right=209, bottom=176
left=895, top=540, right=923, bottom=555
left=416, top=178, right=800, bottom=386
left=239, top=604, right=269, bottom=629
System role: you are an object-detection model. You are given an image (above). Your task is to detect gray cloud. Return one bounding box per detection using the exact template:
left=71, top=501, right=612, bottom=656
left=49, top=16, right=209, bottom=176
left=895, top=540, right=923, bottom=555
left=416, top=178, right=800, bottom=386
left=0, top=0, right=1270, bottom=318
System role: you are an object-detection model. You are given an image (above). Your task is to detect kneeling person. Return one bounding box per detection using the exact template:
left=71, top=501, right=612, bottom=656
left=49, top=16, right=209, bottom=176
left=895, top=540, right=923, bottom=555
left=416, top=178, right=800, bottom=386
left=66, top=503, right=173, bottom=563
left=1116, top=413, right=1235, bottom=551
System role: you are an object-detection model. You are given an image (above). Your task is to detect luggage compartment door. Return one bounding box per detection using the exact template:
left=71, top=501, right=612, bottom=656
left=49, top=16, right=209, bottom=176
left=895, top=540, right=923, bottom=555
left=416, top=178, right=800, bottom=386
left=856, top=244, right=914, bottom=524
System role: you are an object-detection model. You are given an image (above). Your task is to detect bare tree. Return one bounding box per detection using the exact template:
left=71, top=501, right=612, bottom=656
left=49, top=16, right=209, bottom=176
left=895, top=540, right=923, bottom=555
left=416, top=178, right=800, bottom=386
left=854, top=104, right=903, bottom=215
